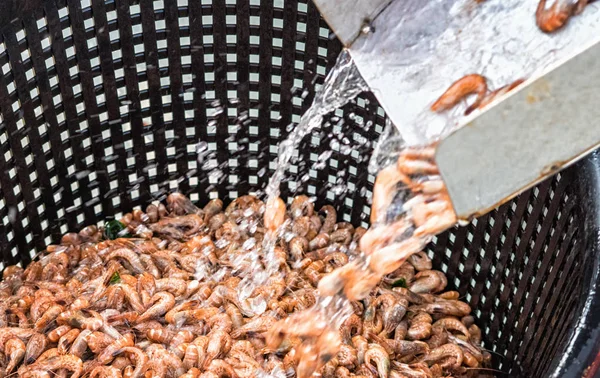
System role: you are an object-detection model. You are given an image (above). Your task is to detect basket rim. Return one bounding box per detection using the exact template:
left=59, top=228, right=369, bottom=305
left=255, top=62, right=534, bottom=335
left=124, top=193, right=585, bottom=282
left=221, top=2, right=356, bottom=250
left=547, top=151, right=600, bottom=378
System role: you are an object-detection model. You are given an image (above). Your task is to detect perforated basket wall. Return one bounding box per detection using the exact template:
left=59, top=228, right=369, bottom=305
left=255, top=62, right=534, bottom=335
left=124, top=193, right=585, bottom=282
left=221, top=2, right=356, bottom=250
left=0, top=0, right=598, bottom=377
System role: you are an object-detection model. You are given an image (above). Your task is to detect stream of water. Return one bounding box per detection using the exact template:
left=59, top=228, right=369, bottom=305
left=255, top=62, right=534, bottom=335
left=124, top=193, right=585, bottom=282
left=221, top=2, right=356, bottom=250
left=234, top=50, right=369, bottom=306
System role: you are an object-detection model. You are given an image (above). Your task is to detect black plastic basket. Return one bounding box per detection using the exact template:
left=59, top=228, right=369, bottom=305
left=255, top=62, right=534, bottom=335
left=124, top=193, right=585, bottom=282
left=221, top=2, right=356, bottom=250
left=0, top=0, right=599, bottom=376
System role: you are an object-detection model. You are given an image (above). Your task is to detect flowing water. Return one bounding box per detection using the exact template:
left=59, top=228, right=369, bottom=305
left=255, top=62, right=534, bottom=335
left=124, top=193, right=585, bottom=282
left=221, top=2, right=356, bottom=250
left=263, top=50, right=367, bottom=201
left=234, top=50, right=368, bottom=306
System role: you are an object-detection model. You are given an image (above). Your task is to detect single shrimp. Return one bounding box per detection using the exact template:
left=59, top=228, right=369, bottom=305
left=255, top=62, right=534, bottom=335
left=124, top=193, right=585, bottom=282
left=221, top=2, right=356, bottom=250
left=97, top=333, right=135, bottom=364
left=167, top=193, right=202, bottom=216
left=232, top=314, right=278, bottom=339
left=207, top=313, right=233, bottom=333
left=225, top=303, right=244, bottom=329
left=407, top=252, right=432, bottom=272
left=290, top=195, right=314, bottom=218
left=9, top=307, right=31, bottom=328
left=86, top=331, right=116, bottom=354
left=23, top=261, right=43, bottom=282
left=105, top=248, right=146, bottom=275
left=34, top=304, right=64, bottom=332
left=309, top=233, right=330, bottom=251
left=155, top=278, right=187, bottom=297
left=536, top=0, right=587, bottom=33
left=431, top=74, right=488, bottom=114
left=330, top=228, right=352, bottom=246
left=264, top=197, right=286, bottom=232
left=203, top=330, right=232, bottom=368
left=323, top=252, right=349, bottom=268
left=170, top=331, right=196, bottom=353
left=192, top=335, right=210, bottom=368
left=183, top=344, right=200, bottom=370
left=147, top=327, right=175, bottom=344
left=203, top=199, right=223, bottom=221
left=70, top=330, right=92, bottom=357
left=407, top=312, right=433, bottom=340
left=57, top=310, right=104, bottom=331
left=469, top=324, right=482, bottom=345
left=48, top=325, right=72, bottom=343
left=25, top=333, right=48, bottom=364
left=136, top=292, right=175, bottom=323
left=6, top=337, right=26, bottom=373
left=292, top=216, right=311, bottom=238
left=340, top=314, right=363, bottom=344
left=227, top=352, right=261, bottom=377
left=390, top=362, right=430, bottom=378
left=169, top=305, right=218, bottom=326
left=225, top=195, right=262, bottom=218
left=319, top=205, right=337, bottom=234
left=364, top=343, right=390, bottom=378
left=146, top=344, right=185, bottom=377
left=208, top=213, right=227, bottom=232
left=289, top=237, right=308, bottom=261
left=410, top=270, right=448, bottom=294
left=447, top=334, right=483, bottom=363
left=352, top=336, right=369, bottom=366
left=58, top=328, right=81, bottom=354
left=412, top=300, right=472, bottom=317
left=421, top=343, right=464, bottom=370
left=304, top=260, right=326, bottom=285
left=432, top=317, right=470, bottom=338
left=113, top=347, right=148, bottom=378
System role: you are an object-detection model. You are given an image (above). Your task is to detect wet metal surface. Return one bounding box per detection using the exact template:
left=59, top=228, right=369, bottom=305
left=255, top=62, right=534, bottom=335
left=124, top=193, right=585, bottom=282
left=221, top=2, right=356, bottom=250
left=436, top=38, right=600, bottom=220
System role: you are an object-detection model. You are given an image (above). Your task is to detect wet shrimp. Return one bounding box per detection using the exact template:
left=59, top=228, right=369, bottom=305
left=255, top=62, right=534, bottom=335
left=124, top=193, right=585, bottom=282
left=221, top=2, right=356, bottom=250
left=536, top=0, right=588, bottom=33
left=364, top=343, right=390, bottom=378
left=136, top=292, right=175, bottom=323
left=431, top=74, right=488, bottom=115
left=6, top=337, right=26, bottom=373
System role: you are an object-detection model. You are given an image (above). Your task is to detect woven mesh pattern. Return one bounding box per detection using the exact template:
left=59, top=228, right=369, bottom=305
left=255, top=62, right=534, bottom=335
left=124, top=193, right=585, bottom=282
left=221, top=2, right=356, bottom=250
left=0, top=0, right=591, bottom=377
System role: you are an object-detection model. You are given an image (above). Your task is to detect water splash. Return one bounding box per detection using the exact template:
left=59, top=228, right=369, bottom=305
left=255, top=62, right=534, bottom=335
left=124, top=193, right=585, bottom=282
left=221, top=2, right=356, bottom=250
left=235, top=50, right=368, bottom=303
left=264, top=50, right=368, bottom=200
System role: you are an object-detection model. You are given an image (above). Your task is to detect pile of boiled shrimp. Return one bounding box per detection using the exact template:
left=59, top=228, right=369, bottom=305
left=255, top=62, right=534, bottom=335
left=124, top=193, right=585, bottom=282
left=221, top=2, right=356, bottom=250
left=0, top=191, right=492, bottom=378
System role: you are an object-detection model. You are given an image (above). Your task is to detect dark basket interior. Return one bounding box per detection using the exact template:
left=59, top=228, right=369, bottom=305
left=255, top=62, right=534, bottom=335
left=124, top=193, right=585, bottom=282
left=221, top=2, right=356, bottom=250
left=0, top=0, right=598, bottom=377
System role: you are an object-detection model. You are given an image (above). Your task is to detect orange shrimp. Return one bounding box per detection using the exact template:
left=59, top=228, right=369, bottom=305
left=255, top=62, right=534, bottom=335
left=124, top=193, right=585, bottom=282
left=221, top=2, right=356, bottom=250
left=183, top=344, right=200, bottom=370
left=264, top=197, right=286, bottom=232
left=25, top=333, right=48, bottom=364
left=136, top=292, right=175, bottom=323
left=113, top=346, right=148, bottom=378
left=431, top=74, right=488, bottom=115
left=6, top=338, right=26, bottom=373
left=97, top=333, right=135, bottom=364
left=536, top=0, right=588, bottom=33
left=48, top=325, right=71, bottom=343
left=34, top=304, right=64, bottom=332
left=58, top=328, right=81, bottom=354
left=87, top=331, right=115, bottom=354
left=203, top=330, right=232, bottom=368
left=147, top=328, right=175, bottom=344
